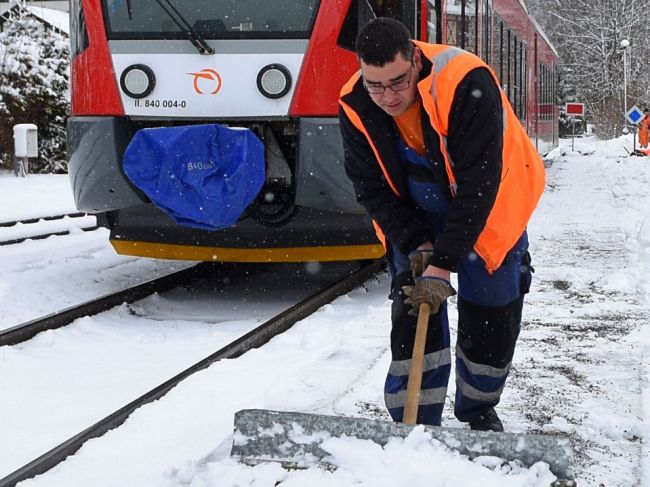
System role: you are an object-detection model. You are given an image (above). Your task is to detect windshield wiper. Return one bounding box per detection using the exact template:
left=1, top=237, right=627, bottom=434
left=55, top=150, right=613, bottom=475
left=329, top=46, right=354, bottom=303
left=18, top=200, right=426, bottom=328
left=153, top=0, right=215, bottom=55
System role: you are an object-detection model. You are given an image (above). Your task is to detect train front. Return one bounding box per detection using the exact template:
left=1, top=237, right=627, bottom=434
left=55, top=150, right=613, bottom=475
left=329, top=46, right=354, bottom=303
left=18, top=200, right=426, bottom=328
left=67, top=0, right=384, bottom=262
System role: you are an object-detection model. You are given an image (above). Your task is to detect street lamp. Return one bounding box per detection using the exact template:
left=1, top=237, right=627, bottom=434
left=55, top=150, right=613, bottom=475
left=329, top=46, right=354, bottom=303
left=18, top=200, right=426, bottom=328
left=620, top=39, right=631, bottom=139
left=621, top=39, right=630, bottom=112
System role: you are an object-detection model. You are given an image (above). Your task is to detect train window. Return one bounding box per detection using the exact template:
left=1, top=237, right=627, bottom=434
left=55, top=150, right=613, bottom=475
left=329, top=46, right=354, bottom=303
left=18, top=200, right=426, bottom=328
left=338, top=0, right=422, bottom=52
left=520, top=42, right=528, bottom=120
left=481, top=0, right=490, bottom=63
left=503, top=29, right=513, bottom=100
left=445, top=0, right=475, bottom=52
left=540, top=64, right=547, bottom=120
left=508, top=31, right=517, bottom=110
left=513, top=37, right=518, bottom=117
left=494, top=19, right=503, bottom=87
left=515, top=39, right=525, bottom=120
left=102, top=0, right=320, bottom=39
left=70, top=0, right=89, bottom=57
left=473, top=0, right=480, bottom=56
left=544, top=67, right=551, bottom=120
left=544, top=66, right=549, bottom=120
left=427, top=0, right=442, bottom=44
left=465, top=0, right=476, bottom=53
left=539, top=64, right=543, bottom=120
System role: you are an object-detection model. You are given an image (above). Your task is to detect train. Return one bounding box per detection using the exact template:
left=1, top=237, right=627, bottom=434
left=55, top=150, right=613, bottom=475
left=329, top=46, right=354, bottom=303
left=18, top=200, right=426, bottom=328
left=67, top=0, right=559, bottom=263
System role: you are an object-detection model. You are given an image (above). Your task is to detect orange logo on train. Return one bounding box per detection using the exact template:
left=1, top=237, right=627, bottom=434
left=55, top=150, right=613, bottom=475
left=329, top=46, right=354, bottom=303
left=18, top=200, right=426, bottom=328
left=188, top=69, right=222, bottom=95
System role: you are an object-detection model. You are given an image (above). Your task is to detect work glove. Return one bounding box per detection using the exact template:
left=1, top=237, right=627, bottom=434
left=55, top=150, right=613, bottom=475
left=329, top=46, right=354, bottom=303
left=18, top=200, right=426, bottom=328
left=402, top=277, right=456, bottom=316
left=408, top=250, right=434, bottom=279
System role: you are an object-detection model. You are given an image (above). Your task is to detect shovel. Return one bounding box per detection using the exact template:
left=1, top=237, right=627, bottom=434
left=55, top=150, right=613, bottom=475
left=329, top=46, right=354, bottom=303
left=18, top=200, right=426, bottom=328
left=230, top=303, right=575, bottom=485
left=403, top=302, right=431, bottom=424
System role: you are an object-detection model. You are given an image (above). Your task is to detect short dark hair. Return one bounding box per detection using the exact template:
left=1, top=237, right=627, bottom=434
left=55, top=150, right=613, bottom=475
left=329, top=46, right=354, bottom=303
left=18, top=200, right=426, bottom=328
left=355, top=17, right=414, bottom=66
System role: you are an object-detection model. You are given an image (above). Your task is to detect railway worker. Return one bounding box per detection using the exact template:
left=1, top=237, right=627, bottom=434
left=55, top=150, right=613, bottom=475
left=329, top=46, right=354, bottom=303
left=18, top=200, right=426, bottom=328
left=639, top=109, right=650, bottom=149
left=338, top=18, right=545, bottom=432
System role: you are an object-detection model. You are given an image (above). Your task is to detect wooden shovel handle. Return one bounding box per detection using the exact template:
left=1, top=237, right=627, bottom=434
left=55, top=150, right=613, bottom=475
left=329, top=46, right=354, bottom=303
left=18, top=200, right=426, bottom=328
left=403, top=302, right=431, bottom=425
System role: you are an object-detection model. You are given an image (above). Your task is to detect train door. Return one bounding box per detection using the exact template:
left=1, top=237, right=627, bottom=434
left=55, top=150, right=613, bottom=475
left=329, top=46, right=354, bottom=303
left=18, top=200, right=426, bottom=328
left=338, top=0, right=426, bottom=51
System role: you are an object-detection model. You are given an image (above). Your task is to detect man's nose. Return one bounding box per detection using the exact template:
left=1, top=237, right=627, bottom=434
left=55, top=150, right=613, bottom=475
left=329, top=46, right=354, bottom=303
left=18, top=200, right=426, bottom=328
left=382, top=88, right=398, bottom=101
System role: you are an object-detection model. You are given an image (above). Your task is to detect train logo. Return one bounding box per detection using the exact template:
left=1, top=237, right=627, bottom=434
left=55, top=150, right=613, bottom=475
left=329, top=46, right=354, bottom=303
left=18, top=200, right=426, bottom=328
left=187, top=69, right=222, bottom=95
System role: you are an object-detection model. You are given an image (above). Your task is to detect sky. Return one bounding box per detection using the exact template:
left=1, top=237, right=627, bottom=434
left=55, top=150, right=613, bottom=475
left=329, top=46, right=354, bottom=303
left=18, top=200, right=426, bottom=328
left=0, top=134, right=649, bottom=486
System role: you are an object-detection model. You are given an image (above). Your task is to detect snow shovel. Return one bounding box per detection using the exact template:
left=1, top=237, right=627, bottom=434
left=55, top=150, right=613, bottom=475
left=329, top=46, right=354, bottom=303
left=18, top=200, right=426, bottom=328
left=230, top=303, right=575, bottom=485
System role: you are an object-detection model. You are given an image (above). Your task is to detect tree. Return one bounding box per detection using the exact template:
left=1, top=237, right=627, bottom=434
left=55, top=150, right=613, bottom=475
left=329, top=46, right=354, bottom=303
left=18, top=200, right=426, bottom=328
left=526, top=0, right=650, bottom=138
left=0, top=7, right=69, bottom=173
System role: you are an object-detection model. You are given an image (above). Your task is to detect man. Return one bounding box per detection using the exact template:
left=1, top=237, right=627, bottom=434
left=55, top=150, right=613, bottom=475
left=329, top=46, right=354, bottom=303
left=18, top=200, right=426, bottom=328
left=338, top=18, right=545, bottom=431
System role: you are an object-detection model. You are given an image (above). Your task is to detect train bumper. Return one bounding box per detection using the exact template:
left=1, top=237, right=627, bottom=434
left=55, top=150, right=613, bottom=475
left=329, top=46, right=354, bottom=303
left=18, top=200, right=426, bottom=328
left=108, top=204, right=384, bottom=262
left=67, top=116, right=146, bottom=212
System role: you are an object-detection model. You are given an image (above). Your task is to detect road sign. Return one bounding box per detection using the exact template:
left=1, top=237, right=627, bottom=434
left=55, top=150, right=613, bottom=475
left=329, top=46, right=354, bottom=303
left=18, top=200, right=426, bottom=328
left=625, top=105, right=644, bottom=125
left=565, top=102, right=584, bottom=117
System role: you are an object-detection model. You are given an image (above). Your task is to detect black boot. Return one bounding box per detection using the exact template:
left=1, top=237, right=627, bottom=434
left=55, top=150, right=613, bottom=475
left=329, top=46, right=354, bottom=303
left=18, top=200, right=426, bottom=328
left=469, top=408, right=504, bottom=432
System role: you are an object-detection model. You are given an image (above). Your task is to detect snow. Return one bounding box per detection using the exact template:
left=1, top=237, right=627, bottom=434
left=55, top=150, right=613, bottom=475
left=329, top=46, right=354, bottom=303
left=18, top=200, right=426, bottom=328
left=0, top=173, right=75, bottom=222
left=0, top=135, right=649, bottom=486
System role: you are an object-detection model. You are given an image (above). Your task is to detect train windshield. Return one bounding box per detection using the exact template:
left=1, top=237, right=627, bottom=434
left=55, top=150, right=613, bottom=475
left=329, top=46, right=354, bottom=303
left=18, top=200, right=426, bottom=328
left=102, top=0, right=320, bottom=39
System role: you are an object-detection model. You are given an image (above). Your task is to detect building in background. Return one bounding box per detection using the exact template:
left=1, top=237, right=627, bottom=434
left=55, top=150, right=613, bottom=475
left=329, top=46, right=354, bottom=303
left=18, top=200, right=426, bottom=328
left=0, top=1, right=68, bottom=13
left=0, top=1, right=68, bottom=34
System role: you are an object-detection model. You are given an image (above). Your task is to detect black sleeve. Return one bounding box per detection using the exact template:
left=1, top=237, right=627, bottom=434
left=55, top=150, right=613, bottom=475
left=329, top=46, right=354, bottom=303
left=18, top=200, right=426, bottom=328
left=430, top=67, right=504, bottom=271
left=339, top=107, right=437, bottom=253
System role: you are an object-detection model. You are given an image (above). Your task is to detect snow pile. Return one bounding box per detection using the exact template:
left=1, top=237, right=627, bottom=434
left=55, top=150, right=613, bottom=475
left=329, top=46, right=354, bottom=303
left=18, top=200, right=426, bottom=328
left=166, top=426, right=557, bottom=487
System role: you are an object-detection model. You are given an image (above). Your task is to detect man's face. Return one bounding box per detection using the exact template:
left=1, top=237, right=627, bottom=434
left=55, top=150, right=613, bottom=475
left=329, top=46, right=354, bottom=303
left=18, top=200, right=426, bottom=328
left=360, top=48, right=422, bottom=116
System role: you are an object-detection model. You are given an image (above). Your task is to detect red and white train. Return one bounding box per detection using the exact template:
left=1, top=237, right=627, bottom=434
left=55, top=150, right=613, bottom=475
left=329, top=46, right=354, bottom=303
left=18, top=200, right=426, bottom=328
left=68, top=0, right=558, bottom=263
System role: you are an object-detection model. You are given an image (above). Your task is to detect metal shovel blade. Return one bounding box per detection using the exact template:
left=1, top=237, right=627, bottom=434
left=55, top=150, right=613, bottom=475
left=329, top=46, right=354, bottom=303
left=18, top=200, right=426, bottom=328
left=231, top=409, right=574, bottom=484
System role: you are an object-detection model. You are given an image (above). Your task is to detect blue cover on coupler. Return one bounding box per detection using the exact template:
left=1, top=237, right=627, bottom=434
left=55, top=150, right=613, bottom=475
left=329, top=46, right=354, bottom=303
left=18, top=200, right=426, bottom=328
left=123, top=124, right=265, bottom=230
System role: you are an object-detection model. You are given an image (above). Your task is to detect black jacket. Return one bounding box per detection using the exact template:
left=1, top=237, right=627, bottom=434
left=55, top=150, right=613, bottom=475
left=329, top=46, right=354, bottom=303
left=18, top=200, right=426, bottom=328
left=339, top=56, right=504, bottom=272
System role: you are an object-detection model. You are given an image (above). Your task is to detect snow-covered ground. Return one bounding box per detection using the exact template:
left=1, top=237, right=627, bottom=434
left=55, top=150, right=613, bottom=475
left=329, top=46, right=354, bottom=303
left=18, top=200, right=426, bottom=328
left=1, top=136, right=649, bottom=486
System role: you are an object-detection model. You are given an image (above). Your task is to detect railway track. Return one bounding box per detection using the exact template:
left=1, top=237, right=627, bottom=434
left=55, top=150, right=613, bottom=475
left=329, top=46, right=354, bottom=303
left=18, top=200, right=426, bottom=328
left=0, top=263, right=213, bottom=346
left=0, top=212, right=99, bottom=246
left=0, top=212, right=88, bottom=228
left=0, top=258, right=385, bottom=487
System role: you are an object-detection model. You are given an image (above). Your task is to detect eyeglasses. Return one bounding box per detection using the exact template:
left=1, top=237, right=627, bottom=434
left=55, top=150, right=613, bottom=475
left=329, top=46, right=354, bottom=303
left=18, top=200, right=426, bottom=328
left=363, top=65, right=413, bottom=94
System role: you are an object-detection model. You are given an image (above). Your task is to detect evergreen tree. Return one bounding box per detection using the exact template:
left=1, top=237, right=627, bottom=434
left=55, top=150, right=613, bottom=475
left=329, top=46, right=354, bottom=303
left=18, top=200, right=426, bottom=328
left=0, top=7, right=69, bottom=173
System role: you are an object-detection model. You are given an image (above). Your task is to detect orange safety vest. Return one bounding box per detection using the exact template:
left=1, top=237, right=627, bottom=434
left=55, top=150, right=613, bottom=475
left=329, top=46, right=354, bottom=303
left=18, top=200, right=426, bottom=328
left=340, top=41, right=545, bottom=273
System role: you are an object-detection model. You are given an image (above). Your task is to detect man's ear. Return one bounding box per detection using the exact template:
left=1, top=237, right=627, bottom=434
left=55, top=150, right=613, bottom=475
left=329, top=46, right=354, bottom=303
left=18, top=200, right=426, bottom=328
left=413, top=46, right=423, bottom=70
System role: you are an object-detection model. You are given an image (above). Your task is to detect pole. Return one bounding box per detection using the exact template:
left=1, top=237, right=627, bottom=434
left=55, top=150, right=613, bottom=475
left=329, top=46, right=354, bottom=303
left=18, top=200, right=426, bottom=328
left=623, top=47, right=634, bottom=136
left=623, top=48, right=627, bottom=113
left=14, top=156, right=27, bottom=177
left=572, top=118, right=575, bottom=151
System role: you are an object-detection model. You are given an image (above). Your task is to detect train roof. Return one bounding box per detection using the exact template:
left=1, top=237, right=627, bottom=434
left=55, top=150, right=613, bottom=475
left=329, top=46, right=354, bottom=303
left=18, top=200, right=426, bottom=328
left=517, top=0, right=529, bottom=15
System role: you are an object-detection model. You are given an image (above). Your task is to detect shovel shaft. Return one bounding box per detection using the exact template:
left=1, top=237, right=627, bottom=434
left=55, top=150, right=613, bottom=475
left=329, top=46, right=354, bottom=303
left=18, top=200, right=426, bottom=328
left=403, top=302, right=431, bottom=424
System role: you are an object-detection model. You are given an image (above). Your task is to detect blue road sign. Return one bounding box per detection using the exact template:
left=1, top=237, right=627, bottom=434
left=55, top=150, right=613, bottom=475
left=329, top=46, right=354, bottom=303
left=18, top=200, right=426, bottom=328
left=626, top=105, right=644, bottom=124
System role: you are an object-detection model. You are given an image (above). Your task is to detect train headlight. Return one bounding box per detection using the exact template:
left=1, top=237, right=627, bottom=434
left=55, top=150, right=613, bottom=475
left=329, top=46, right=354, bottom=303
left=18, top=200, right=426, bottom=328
left=257, top=64, right=292, bottom=99
left=120, top=64, right=156, bottom=99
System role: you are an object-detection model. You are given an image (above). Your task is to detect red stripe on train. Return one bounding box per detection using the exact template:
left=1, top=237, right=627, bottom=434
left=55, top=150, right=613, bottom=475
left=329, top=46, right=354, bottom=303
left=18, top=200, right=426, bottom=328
left=289, top=0, right=358, bottom=117
left=72, top=0, right=124, bottom=116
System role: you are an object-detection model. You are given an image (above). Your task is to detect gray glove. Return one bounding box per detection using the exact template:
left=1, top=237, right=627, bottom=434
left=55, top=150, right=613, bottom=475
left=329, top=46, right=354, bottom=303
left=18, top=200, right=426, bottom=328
left=408, top=250, right=434, bottom=279
left=402, top=277, right=456, bottom=316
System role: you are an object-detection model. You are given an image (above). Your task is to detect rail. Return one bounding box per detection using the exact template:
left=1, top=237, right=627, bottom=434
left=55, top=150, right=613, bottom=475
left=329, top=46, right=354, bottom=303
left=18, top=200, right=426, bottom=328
left=0, top=213, right=99, bottom=246
left=0, top=263, right=213, bottom=347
